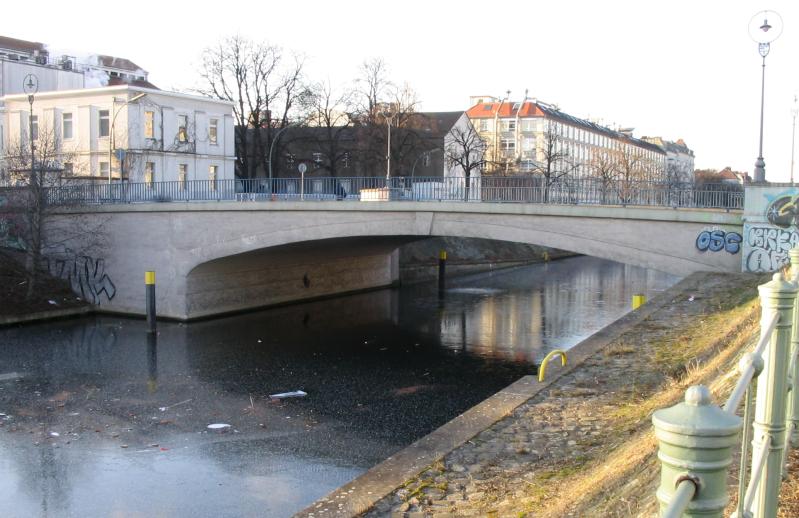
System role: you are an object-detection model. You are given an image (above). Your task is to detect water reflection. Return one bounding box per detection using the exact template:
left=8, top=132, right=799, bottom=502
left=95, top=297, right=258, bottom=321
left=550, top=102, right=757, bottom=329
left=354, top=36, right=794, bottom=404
left=0, top=256, right=678, bottom=517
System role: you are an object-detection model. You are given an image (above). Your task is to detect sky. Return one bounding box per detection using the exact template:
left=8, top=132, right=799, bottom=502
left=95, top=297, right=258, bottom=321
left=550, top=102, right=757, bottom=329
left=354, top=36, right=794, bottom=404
left=4, top=0, right=799, bottom=181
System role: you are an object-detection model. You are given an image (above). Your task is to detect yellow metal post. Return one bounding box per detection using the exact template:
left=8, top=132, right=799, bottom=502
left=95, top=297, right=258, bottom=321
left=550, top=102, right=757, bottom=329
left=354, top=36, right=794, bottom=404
left=632, top=294, right=646, bottom=310
left=145, top=271, right=156, bottom=333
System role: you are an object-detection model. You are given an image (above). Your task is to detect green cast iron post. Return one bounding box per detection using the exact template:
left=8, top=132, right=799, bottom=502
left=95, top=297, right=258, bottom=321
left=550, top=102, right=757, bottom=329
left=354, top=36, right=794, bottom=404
left=788, top=248, right=799, bottom=449
left=653, top=385, right=742, bottom=517
left=752, top=272, right=797, bottom=516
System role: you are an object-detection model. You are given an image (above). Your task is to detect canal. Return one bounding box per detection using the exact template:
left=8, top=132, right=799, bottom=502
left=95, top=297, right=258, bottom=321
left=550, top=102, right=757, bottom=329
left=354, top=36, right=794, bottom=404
left=0, top=256, right=679, bottom=517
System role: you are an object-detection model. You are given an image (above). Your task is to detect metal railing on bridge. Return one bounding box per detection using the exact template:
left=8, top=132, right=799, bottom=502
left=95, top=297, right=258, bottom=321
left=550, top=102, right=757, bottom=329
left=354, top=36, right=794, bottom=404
left=41, top=176, right=744, bottom=210
left=654, top=248, right=799, bottom=517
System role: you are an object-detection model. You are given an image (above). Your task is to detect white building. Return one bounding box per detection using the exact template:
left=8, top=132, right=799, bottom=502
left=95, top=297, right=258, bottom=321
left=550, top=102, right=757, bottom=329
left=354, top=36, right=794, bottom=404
left=466, top=95, right=667, bottom=181
left=0, top=85, right=235, bottom=184
left=642, top=136, right=696, bottom=183
left=0, top=35, right=84, bottom=98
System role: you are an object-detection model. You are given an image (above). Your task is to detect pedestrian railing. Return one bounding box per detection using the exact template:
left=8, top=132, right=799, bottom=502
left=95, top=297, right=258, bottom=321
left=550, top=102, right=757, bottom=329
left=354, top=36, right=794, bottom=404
left=653, top=247, right=799, bottom=517
left=38, top=176, right=743, bottom=210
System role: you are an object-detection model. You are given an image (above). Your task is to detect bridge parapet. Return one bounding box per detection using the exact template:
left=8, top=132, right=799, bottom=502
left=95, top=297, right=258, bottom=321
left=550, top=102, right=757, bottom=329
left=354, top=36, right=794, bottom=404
left=39, top=177, right=744, bottom=211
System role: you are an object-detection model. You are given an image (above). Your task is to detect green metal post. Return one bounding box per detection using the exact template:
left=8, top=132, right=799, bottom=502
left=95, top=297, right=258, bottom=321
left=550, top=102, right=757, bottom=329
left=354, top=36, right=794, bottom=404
left=752, top=272, right=797, bottom=517
left=788, top=247, right=799, bottom=449
left=653, top=385, right=742, bottom=517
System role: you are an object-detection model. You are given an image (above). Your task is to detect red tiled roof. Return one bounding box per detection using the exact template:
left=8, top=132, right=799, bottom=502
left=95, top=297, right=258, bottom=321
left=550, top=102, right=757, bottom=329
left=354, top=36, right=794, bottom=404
left=466, top=101, right=545, bottom=119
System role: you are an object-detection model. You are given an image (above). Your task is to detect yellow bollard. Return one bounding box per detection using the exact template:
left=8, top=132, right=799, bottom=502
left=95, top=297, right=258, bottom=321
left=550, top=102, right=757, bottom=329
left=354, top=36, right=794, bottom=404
left=632, top=294, right=646, bottom=310
left=538, top=349, right=567, bottom=382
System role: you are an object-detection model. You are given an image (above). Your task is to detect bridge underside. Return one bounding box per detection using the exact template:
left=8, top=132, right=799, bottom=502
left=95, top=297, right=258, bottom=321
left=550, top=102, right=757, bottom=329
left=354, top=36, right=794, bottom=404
left=186, top=237, right=419, bottom=319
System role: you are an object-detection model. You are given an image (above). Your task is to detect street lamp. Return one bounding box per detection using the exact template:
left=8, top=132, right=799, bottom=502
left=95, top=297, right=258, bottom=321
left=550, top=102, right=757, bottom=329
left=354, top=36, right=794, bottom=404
left=379, top=109, right=394, bottom=182
left=109, top=92, right=148, bottom=185
left=791, top=95, right=798, bottom=185
left=22, top=74, right=39, bottom=185
left=748, top=10, right=783, bottom=183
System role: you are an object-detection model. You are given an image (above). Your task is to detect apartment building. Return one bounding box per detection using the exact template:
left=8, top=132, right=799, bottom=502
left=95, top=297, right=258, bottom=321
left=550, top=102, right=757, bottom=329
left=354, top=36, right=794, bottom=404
left=641, top=136, right=696, bottom=183
left=466, top=96, right=667, bottom=181
left=0, top=85, right=235, bottom=184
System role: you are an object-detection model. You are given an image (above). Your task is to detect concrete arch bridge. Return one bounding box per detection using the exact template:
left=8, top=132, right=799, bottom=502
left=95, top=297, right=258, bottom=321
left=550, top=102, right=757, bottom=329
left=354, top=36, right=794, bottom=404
left=50, top=201, right=742, bottom=319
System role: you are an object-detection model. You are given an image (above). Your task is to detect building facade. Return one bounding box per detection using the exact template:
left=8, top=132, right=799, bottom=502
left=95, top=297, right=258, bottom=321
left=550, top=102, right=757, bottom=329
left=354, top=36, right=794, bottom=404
left=0, top=85, right=235, bottom=185
left=466, top=96, right=667, bottom=182
left=641, top=136, right=696, bottom=183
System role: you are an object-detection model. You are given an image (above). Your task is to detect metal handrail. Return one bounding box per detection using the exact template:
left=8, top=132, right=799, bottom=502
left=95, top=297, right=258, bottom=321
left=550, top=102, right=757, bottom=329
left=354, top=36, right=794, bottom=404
left=662, top=479, right=698, bottom=518
left=11, top=177, right=744, bottom=209
left=741, top=434, right=771, bottom=513
left=724, top=312, right=779, bottom=414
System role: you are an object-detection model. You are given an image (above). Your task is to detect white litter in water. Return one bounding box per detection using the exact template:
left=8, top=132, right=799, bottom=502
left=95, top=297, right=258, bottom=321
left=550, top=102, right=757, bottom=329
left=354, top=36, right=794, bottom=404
left=48, top=300, right=58, bottom=305
left=270, top=390, right=307, bottom=399
left=207, top=423, right=231, bottom=430
left=49, top=432, right=60, bottom=437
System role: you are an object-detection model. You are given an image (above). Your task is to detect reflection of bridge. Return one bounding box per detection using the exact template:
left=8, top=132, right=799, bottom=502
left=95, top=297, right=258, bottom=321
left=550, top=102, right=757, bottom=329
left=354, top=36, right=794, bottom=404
left=47, top=180, right=743, bottom=319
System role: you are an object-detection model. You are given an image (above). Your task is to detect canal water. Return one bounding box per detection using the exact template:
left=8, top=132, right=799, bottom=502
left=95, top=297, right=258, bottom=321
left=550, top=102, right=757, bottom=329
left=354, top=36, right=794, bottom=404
left=0, top=256, right=678, bottom=517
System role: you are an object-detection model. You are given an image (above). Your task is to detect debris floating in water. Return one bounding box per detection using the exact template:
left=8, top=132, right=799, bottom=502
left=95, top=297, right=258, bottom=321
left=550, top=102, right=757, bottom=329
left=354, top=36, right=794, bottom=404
left=269, top=390, right=307, bottom=400
left=207, top=423, right=231, bottom=430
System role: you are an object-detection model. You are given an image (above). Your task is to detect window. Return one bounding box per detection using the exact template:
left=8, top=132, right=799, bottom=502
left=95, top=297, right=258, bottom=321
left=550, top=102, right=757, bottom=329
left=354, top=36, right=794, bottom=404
left=0, top=124, right=4, bottom=151
left=508, top=120, right=516, bottom=132
left=145, top=162, right=155, bottom=185
left=479, top=119, right=489, bottom=132
left=342, top=152, right=350, bottom=169
left=177, top=115, right=188, bottom=143
left=99, top=161, right=109, bottom=177
left=63, top=162, right=73, bottom=175
left=500, top=138, right=515, bottom=150
left=422, top=153, right=431, bottom=167
left=285, top=153, right=295, bottom=167
left=209, top=119, right=218, bottom=144
left=30, top=115, right=38, bottom=141
left=209, top=165, right=218, bottom=191
left=99, top=110, right=109, bottom=137
left=144, top=111, right=154, bottom=139
left=178, top=163, right=187, bottom=188
left=313, top=152, right=323, bottom=164
left=63, top=113, right=73, bottom=139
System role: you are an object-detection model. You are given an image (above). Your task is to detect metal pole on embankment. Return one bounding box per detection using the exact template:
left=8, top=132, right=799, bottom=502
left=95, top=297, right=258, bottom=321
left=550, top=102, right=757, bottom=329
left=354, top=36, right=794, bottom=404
left=788, top=249, right=799, bottom=451
left=438, top=250, right=447, bottom=296
left=145, top=271, right=156, bottom=333
left=752, top=273, right=796, bottom=516
left=632, top=294, right=646, bottom=310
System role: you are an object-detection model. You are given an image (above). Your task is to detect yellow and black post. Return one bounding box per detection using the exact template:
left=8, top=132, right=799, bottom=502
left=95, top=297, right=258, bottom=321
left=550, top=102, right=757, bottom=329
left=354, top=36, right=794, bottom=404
left=145, top=271, right=156, bottom=333
left=438, top=250, right=447, bottom=296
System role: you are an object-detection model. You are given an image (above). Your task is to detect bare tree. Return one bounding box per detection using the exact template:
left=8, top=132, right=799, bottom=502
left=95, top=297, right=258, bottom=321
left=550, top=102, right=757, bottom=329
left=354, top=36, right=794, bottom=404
left=589, top=147, right=619, bottom=204
left=531, top=122, right=578, bottom=202
left=445, top=122, right=486, bottom=201
left=292, top=80, right=356, bottom=180
left=1, top=124, right=105, bottom=300
left=198, top=35, right=306, bottom=180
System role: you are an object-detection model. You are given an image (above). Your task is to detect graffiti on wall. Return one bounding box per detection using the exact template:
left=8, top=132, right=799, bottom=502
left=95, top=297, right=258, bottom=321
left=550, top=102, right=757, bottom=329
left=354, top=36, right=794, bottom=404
left=744, top=226, right=799, bottom=273
left=695, top=228, right=742, bottom=254
left=44, top=249, right=117, bottom=304
left=742, top=186, right=799, bottom=272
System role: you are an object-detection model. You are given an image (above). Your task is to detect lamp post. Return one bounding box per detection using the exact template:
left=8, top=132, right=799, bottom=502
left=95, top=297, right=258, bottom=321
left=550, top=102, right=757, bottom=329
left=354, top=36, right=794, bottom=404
left=22, top=74, right=38, bottom=186
left=109, top=92, right=148, bottom=185
left=268, top=125, right=292, bottom=182
left=791, top=95, right=798, bottom=185
left=749, top=10, right=783, bottom=183
left=411, top=148, right=444, bottom=179
left=379, top=109, right=394, bottom=182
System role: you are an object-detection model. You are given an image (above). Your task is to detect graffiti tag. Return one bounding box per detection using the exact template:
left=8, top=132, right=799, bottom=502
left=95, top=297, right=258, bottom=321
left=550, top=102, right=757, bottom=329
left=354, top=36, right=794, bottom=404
left=695, top=229, right=742, bottom=254
left=45, top=251, right=117, bottom=304
left=743, top=226, right=799, bottom=273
